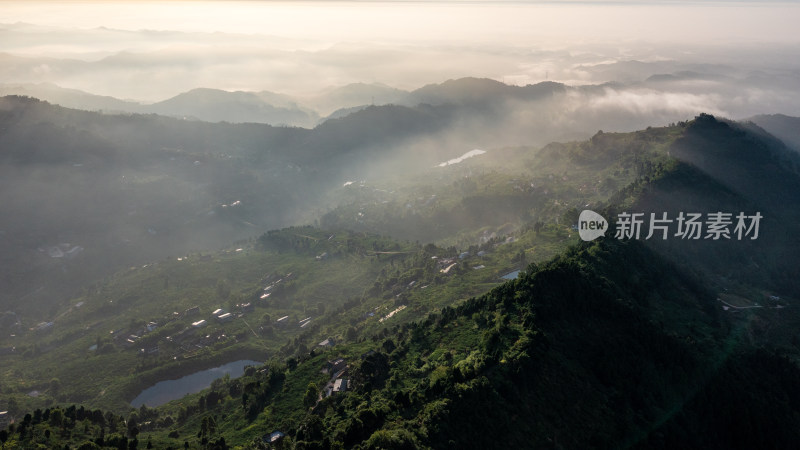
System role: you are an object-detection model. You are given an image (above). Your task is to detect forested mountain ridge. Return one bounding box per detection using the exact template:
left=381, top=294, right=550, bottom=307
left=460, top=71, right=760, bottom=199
left=5, top=239, right=800, bottom=449
left=630, top=114, right=800, bottom=296
left=3, top=110, right=800, bottom=448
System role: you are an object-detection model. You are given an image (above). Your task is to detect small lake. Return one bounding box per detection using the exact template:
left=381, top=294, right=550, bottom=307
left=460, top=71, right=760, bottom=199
left=501, top=270, right=521, bottom=280
left=131, top=359, right=261, bottom=408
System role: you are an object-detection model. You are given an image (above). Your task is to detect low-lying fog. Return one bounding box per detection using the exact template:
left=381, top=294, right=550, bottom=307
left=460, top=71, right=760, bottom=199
left=2, top=1, right=799, bottom=120
left=1, top=0, right=799, bottom=318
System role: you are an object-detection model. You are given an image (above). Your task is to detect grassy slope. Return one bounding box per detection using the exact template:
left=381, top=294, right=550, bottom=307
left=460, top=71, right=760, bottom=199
left=0, top=221, right=582, bottom=416
left=13, top=237, right=793, bottom=449
left=7, top=116, right=800, bottom=448
left=2, top=123, right=683, bottom=415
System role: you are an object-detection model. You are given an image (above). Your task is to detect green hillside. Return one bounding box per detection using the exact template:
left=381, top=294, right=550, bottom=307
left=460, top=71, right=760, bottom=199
left=5, top=238, right=800, bottom=449
left=0, top=222, right=578, bottom=415
left=3, top=113, right=800, bottom=449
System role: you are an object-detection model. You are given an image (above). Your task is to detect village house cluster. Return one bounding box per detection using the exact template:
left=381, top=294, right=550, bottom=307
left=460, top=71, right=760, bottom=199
left=106, top=299, right=261, bottom=360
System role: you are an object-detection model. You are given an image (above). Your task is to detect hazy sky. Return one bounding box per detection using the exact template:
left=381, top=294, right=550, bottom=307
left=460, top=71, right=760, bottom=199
left=4, top=1, right=799, bottom=44
left=2, top=1, right=799, bottom=104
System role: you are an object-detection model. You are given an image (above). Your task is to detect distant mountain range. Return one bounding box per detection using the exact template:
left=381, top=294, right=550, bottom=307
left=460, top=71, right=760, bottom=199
left=0, top=82, right=408, bottom=127
left=0, top=76, right=720, bottom=135
left=0, top=82, right=141, bottom=113
left=144, top=88, right=319, bottom=127
left=0, top=78, right=584, bottom=145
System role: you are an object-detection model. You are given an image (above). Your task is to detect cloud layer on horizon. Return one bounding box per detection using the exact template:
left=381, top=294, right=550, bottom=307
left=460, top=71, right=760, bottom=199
left=1, top=2, right=799, bottom=121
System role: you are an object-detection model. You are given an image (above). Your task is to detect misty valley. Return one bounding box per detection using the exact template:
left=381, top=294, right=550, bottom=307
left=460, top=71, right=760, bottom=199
left=3, top=86, right=800, bottom=449
left=2, top=2, right=800, bottom=449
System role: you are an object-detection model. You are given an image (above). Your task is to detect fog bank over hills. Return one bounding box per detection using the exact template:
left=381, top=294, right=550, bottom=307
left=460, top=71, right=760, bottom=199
left=3, top=0, right=800, bottom=129
left=1, top=1, right=799, bottom=320
left=4, top=69, right=800, bottom=136
left=2, top=1, right=800, bottom=115
left=3, top=91, right=799, bottom=321
left=3, top=39, right=800, bottom=130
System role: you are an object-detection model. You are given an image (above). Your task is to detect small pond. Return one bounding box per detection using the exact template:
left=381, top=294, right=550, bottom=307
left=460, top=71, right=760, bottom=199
left=501, top=270, right=521, bottom=280
left=131, top=359, right=261, bottom=407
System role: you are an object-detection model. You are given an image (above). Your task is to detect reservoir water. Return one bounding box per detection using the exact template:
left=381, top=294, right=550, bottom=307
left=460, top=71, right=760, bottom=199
left=501, top=270, right=521, bottom=280
left=131, top=359, right=261, bottom=407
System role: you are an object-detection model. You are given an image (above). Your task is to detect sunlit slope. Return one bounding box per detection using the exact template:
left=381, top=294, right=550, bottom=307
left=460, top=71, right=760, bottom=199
left=8, top=238, right=800, bottom=449
left=0, top=92, right=681, bottom=318
left=320, top=125, right=681, bottom=247
left=0, top=222, right=576, bottom=414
